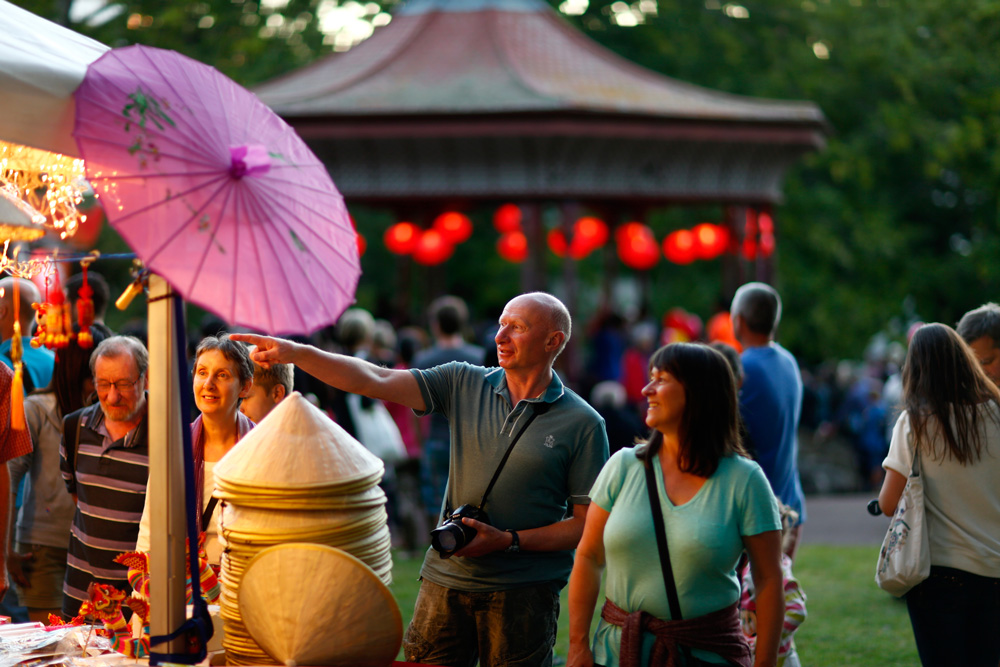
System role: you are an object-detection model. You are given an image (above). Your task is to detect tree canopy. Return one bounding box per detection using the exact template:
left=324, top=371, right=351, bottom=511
left=13, top=0, right=999, bottom=364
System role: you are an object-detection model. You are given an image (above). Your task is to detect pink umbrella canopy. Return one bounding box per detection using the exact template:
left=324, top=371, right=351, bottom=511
left=73, top=45, right=360, bottom=335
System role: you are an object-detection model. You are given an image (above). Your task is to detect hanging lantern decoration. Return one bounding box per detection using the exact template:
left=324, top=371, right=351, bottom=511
left=384, top=221, right=421, bottom=255
left=75, top=262, right=96, bottom=349
left=433, top=211, right=473, bottom=245
left=493, top=204, right=522, bottom=234
left=497, top=231, right=528, bottom=263
left=572, top=216, right=609, bottom=257
left=547, top=229, right=568, bottom=257
left=662, top=307, right=702, bottom=344
left=663, top=229, right=697, bottom=265
left=692, top=223, right=729, bottom=260
left=758, top=210, right=775, bottom=257
left=617, top=223, right=659, bottom=270
left=356, top=233, right=367, bottom=258
left=742, top=209, right=759, bottom=260
left=412, top=229, right=454, bottom=266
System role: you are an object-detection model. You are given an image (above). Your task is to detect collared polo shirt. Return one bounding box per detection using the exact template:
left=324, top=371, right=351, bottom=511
left=410, top=362, right=609, bottom=591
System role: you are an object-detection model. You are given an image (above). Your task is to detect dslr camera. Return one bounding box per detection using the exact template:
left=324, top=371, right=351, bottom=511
left=430, top=504, right=490, bottom=557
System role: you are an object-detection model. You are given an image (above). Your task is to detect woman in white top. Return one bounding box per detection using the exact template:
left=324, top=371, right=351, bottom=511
left=137, top=334, right=254, bottom=564
left=879, top=323, right=1000, bottom=667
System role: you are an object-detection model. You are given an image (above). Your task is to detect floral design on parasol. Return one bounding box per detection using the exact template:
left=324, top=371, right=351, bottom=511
left=73, top=45, right=359, bottom=335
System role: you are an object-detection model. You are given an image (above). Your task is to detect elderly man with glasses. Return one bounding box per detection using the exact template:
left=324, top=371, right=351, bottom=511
left=58, top=336, right=150, bottom=620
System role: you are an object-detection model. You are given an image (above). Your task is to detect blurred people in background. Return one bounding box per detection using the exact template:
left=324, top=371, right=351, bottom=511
left=619, top=320, right=658, bottom=417
left=956, top=302, right=1000, bottom=386
left=413, top=296, right=484, bottom=530
left=731, top=282, right=806, bottom=561
left=9, top=328, right=107, bottom=622
left=589, top=380, right=646, bottom=456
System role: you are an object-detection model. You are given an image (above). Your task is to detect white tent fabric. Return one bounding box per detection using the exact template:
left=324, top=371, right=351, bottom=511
left=0, top=0, right=108, bottom=156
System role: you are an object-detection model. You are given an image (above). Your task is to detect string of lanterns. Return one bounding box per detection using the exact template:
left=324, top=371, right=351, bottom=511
left=379, top=205, right=776, bottom=268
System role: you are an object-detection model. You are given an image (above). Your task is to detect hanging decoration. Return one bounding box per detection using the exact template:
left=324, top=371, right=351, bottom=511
left=546, top=217, right=609, bottom=260
left=493, top=204, right=522, bottom=234
left=758, top=210, right=775, bottom=257
left=616, top=222, right=659, bottom=270
left=75, top=260, right=96, bottom=348
left=0, top=140, right=88, bottom=240
left=742, top=209, right=758, bottom=260
left=497, top=231, right=528, bottom=263
left=432, top=212, right=473, bottom=245
left=383, top=222, right=421, bottom=255
left=692, top=223, right=730, bottom=260
left=663, top=229, right=697, bottom=265
left=412, top=229, right=454, bottom=265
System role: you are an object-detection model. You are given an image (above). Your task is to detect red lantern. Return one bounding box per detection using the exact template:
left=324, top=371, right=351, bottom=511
left=494, top=204, right=522, bottom=234
left=692, top=223, right=729, bottom=260
left=356, top=232, right=367, bottom=257
left=65, top=201, right=105, bottom=250
left=384, top=221, right=421, bottom=255
left=663, top=229, right=697, bottom=265
left=412, top=229, right=454, bottom=265
left=573, top=216, right=609, bottom=255
left=759, top=231, right=775, bottom=257
left=742, top=210, right=758, bottom=260
left=615, top=221, right=649, bottom=246
left=706, top=311, right=741, bottom=351
left=547, top=229, right=568, bottom=257
left=618, top=232, right=659, bottom=270
left=433, top=211, right=473, bottom=244
left=497, top=231, right=528, bottom=262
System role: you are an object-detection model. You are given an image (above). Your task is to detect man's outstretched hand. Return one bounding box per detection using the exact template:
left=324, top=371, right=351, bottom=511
left=229, top=333, right=295, bottom=368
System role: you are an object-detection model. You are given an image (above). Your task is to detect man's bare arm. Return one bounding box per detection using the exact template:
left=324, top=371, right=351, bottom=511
left=230, top=334, right=425, bottom=410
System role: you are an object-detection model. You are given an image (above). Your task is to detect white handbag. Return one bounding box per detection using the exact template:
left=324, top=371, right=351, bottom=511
left=875, top=435, right=930, bottom=597
left=345, top=392, right=406, bottom=464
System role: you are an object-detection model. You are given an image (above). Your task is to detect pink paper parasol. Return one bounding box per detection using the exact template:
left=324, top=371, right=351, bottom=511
left=73, top=45, right=359, bottom=335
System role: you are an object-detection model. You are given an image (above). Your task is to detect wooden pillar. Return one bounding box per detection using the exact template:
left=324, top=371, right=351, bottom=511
left=520, top=202, right=544, bottom=293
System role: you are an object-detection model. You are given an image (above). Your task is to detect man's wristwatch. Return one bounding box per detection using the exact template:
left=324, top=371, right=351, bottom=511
left=504, top=529, right=520, bottom=553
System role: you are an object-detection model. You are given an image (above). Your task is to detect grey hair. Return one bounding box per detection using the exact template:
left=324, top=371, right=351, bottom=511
left=731, top=282, right=782, bottom=337
left=90, top=335, right=149, bottom=378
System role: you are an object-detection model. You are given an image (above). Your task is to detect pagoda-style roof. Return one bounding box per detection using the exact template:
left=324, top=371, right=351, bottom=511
left=254, top=0, right=828, bottom=205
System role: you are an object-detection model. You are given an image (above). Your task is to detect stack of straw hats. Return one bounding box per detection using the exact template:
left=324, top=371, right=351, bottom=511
left=212, top=392, right=393, bottom=665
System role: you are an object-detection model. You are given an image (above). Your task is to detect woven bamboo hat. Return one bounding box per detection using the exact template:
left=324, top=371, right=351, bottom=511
left=213, top=392, right=383, bottom=489
left=239, top=543, right=402, bottom=667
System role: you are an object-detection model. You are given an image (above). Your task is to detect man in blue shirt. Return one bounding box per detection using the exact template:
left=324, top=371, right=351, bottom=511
left=731, top=282, right=806, bottom=560
left=0, top=278, right=54, bottom=392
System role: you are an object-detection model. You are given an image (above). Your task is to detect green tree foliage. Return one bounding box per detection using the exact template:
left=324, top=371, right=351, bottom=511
left=13, top=0, right=998, bottom=362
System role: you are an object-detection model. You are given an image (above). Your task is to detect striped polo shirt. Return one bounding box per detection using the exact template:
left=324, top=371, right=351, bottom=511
left=59, top=402, right=149, bottom=619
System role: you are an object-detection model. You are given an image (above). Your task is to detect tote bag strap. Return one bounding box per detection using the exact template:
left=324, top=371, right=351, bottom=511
left=644, top=460, right=683, bottom=621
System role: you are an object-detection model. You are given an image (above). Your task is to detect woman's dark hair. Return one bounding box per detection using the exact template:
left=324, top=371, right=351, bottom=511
left=902, top=323, right=1000, bottom=464
left=48, top=327, right=108, bottom=416
left=636, top=342, right=747, bottom=476
left=194, top=334, right=254, bottom=388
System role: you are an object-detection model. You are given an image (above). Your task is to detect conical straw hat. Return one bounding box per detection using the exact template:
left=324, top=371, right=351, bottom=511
left=239, top=543, right=402, bottom=667
left=214, top=392, right=384, bottom=489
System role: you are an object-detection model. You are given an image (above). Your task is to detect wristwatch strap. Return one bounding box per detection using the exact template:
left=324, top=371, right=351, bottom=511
left=504, top=529, right=520, bottom=553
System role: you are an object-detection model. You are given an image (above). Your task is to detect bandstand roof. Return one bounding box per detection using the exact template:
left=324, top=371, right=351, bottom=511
left=254, top=0, right=829, bottom=205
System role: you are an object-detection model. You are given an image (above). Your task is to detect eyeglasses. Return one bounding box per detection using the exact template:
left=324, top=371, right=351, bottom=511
left=95, top=377, right=141, bottom=394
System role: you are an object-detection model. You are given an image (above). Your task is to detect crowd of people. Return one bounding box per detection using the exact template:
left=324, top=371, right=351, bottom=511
left=0, top=270, right=996, bottom=667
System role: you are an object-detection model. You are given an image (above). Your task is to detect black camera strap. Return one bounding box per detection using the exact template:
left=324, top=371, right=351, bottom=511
left=477, top=401, right=551, bottom=512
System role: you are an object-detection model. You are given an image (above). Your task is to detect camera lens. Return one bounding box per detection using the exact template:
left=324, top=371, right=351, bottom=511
left=435, top=530, right=459, bottom=552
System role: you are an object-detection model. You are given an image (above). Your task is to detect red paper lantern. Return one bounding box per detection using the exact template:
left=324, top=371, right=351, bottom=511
left=433, top=211, right=473, bottom=244
left=615, top=221, right=650, bottom=246
left=663, top=229, right=697, bottom=265
left=618, top=228, right=659, bottom=270
left=412, top=229, right=454, bottom=265
left=547, top=229, right=568, bottom=257
left=742, top=210, right=758, bottom=260
left=494, top=204, right=522, bottom=234
left=497, top=231, right=528, bottom=262
left=356, top=232, right=367, bottom=257
left=573, top=216, right=609, bottom=255
left=384, top=221, right=421, bottom=255
left=692, top=223, right=729, bottom=260
left=706, top=311, right=741, bottom=351
left=65, top=201, right=105, bottom=250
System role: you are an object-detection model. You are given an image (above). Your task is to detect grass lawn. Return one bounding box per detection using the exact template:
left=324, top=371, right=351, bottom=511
left=389, top=543, right=919, bottom=666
